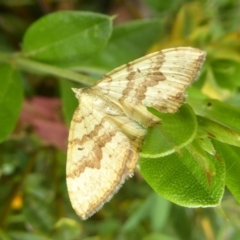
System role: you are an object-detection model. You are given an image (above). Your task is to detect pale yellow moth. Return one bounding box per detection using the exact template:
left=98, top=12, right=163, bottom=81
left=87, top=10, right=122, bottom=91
left=66, top=47, right=206, bottom=219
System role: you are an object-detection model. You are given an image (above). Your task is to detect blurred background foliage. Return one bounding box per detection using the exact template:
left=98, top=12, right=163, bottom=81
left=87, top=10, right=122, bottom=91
left=0, top=0, right=240, bottom=239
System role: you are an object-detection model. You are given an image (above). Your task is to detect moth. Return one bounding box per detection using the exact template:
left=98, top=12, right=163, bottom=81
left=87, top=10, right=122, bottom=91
left=66, top=47, right=206, bottom=219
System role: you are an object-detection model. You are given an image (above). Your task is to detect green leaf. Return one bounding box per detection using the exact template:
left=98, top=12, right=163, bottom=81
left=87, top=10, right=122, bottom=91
left=171, top=2, right=204, bottom=39
left=0, top=63, right=23, bottom=143
left=198, top=116, right=240, bottom=147
left=193, top=131, right=216, bottom=156
left=213, top=141, right=240, bottom=204
left=121, top=197, right=150, bottom=232
left=170, top=205, right=192, bottom=239
left=212, top=59, right=240, bottom=90
left=52, top=218, right=81, bottom=240
left=149, top=193, right=171, bottom=232
left=22, top=11, right=112, bottom=64
left=140, top=147, right=225, bottom=207
left=82, top=19, right=164, bottom=72
left=59, top=79, right=79, bottom=126
left=141, top=104, right=197, bottom=158
left=186, top=138, right=216, bottom=178
left=188, top=90, right=240, bottom=132
left=122, top=192, right=170, bottom=232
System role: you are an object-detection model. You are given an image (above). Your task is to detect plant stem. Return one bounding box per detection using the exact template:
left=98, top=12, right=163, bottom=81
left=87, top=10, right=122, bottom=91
left=0, top=52, right=96, bottom=86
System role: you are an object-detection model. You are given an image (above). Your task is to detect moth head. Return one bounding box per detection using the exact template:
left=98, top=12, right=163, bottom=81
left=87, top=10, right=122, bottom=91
left=72, top=88, right=83, bottom=99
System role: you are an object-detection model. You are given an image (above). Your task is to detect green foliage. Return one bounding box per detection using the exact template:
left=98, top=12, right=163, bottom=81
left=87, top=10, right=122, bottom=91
left=0, top=64, right=23, bottom=142
left=59, top=79, right=79, bottom=126
left=141, top=105, right=197, bottom=157
left=22, top=11, right=112, bottom=65
left=81, top=19, right=164, bottom=71
left=141, top=141, right=225, bottom=208
left=0, top=1, right=240, bottom=239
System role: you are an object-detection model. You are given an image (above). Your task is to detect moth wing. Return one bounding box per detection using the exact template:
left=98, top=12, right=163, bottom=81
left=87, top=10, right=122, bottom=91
left=94, top=47, right=205, bottom=126
left=66, top=91, right=143, bottom=219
